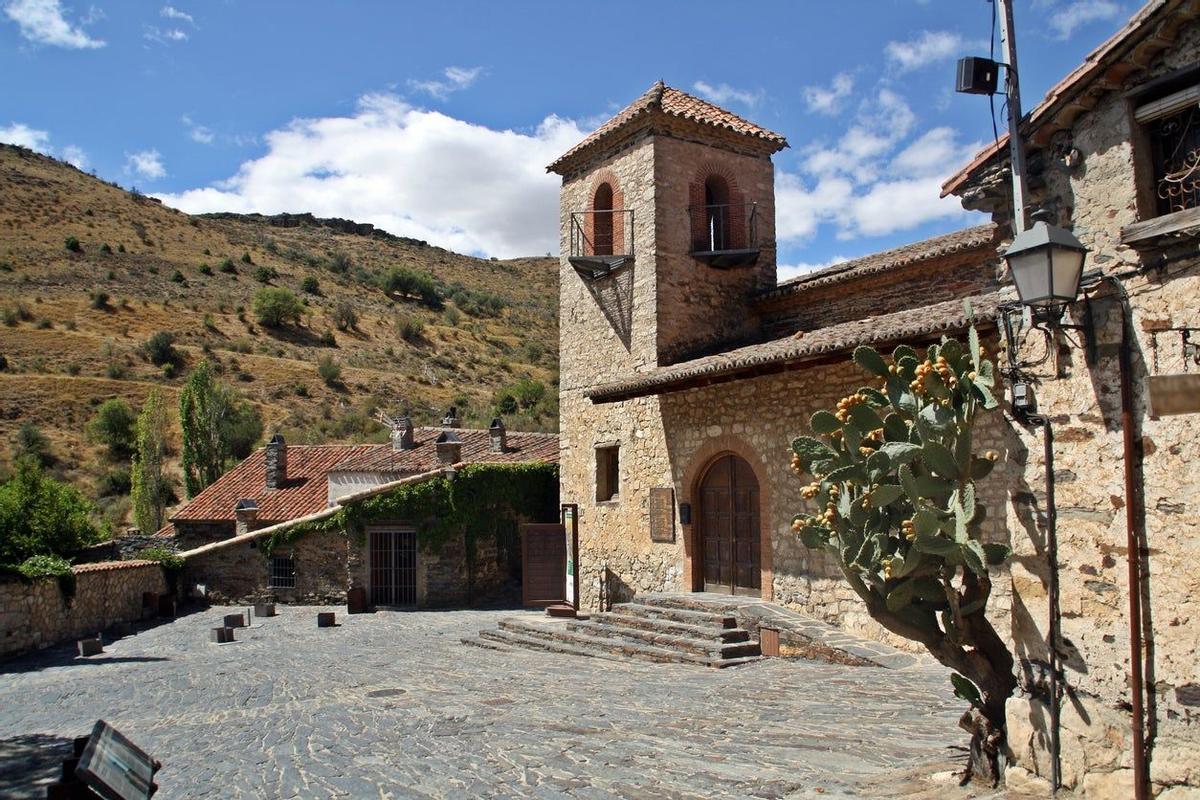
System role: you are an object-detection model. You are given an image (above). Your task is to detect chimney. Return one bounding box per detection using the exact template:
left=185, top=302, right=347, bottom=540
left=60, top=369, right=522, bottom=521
left=441, top=406, right=459, bottom=428
left=265, top=434, right=287, bottom=489
left=489, top=417, right=507, bottom=453
left=234, top=498, right=259, bottom=537
left=391, top=416, right=415, bottom=451
left=436, top=431, right=462, bottom=466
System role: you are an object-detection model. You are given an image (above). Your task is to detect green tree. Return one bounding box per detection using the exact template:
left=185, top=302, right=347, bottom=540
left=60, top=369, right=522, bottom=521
left=13, top=422, right=52, bottom=466
left=253, top=287, right=304, bottom=328
left=179, top=361, right=263, bottom=497
left=131, top=390, right=171, bottom=534
left=87, top=398, right=136, bottom=460
left=789, top=315, right=1013, bottom=783
left=0, top=458, right=107, bottom=566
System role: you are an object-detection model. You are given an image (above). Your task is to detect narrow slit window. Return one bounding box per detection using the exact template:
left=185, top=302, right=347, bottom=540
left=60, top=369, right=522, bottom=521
left=596, top=444, right=620, bottom=502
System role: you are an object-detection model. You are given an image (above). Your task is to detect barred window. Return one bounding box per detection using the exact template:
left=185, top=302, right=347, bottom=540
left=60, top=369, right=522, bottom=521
left=269, top=555, right=295, bottom=589
left=1134, top=72, right=1200, bottom=217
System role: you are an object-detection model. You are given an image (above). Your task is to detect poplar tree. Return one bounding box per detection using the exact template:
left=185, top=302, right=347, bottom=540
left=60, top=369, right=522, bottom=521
left=131, top=389, right=170, bottom=534
left=179, top=361, right=263, bottom=497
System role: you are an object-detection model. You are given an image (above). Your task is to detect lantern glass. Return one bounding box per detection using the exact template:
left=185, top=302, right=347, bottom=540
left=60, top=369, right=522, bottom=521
left=1004, top=216, right=1089, bottom=309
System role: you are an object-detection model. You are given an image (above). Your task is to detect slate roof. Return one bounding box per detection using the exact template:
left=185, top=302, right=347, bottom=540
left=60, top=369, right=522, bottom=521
left=757, top=225, right=997, bottom=303
left=586, top=289, right=1015, bottom=403
left=330, top=428, right=560, bottom=473
left=942, top=0, right=1197, bottom=198
left=548, top=81, right=788, bottom=174
left=158, top=428, right=558, bottom=535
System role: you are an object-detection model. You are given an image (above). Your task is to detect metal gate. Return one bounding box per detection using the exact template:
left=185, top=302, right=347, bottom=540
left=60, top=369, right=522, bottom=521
left=521, top=523, right=566, bottom=607
left=369, top=528, right=417, bottom=607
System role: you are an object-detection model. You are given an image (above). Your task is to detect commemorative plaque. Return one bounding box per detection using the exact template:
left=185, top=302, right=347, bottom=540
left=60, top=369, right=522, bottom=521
left=649, top=487, right=675, bottom=543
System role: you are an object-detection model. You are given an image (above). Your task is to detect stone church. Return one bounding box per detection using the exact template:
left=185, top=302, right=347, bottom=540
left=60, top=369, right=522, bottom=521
left=549, top=81, right=1013, bottom=632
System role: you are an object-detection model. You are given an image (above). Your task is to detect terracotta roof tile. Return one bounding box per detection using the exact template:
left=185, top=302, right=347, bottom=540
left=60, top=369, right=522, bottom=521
left=942, top=0, right=1191, bottom=198
left=73, top=560, right=157, bottom=574
left=757, top=225, right=997, bottom=302
left=586, top=289, right=1015, bottom=403
left=548, top=81, right=787, bottom=174
left=162, top=428, right=558, bottom=532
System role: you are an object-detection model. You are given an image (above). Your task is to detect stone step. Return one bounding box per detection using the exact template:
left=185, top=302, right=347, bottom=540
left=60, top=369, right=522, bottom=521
left=493, top=618, right=760, bottom=668
left=636, top=593, right=752, bottom=614
left=566, top=618, right=759, bottom=658
left=613, top=602, right=739, bottom=629
left=459, top=635, right=514, bottom=653
left=590, top=611, right=751, bottom=643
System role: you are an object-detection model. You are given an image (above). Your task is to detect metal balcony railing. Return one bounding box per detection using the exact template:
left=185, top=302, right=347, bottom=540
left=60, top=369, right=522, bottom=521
left=689, top=202, right=760, bottom=267
left=569, top=209, right=635, bottom=280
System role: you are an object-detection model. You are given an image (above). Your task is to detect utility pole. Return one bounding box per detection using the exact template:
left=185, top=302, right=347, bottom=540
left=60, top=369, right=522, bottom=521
left=997, top=0, right=1029, bottom=234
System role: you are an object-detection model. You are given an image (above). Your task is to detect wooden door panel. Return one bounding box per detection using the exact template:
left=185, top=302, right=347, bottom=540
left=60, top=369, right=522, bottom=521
left=699, top=454, right=761, bottom=596
left=522, top=523, right=566, bottom=606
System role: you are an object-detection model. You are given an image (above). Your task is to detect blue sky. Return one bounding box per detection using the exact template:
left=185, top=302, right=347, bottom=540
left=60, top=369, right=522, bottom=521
left=2, top=0, right=1133, bottom=278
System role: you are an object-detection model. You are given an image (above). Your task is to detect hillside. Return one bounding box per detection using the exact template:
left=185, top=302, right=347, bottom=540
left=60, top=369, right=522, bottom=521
left=0, top=143, right=559, bottom=528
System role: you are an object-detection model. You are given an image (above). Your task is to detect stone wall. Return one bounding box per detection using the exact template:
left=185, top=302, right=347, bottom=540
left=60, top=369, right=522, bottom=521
left=183, top=531, right=349, bottom=605
left=954, top=16, right=1200, bottom=796
left=0, top=560, right=167, bottom=660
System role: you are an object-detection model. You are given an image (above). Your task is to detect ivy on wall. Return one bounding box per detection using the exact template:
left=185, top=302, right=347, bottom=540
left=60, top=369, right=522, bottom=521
left=261, top=464, right=560, bottom=584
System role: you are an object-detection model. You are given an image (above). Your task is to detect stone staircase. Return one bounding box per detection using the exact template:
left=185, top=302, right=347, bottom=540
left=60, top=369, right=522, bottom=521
left=463, top=594, right=762, bottom=668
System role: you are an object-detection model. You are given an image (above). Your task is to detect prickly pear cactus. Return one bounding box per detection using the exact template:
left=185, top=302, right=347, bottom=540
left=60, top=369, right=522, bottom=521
left=789, top=306, right=1016, bottom=785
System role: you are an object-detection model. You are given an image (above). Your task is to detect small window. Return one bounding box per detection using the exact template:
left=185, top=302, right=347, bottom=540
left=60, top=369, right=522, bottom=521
left=593, top=182, right=614, bottom=256
left=1134, top=77, right=1200, bottom=217
left=596, top=444, right=620, bottom=502
left=269, top=555, right=296, bottom=589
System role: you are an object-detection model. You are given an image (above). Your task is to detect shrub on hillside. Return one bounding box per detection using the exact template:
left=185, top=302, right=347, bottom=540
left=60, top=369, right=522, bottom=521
left=396, top=313, right=424, bottom=343
left=253, top=288, right=304, bottom=328
left=87, top=398, right=137, bottom=460
left=90, top=291, right=110, bottom=310
left=328, top=251, right=353, bottom=274
left=143, top=331, right=181, bottom=367
left=332, top=301, right=357, bottom=332
left=14, top=422, right=52, bottom=467
left=381, top=266, right=442, bottom=309
left=65, top=236, right=82, bottom=253
left=301, top=275, right=320, bottom=294
left=97, top=467, right=132, bottom=497
left=317, top=354, right=342, bottom=387
left=219, top=258, right=237, bottom=274
left=253, top=265, right=278, bottom=283
left=198, top=263, right=213, bottom=276
left=319, top=330, right=337, bottom=348
left=241, top=251, right=253, bottom=265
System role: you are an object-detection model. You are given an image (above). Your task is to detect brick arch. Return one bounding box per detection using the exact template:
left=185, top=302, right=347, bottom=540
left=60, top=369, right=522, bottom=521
left=688, top=163, right=747, bottom=251
left=584, top=170, right=625, bottom=257
left=678, top=434, right=774, bottom=599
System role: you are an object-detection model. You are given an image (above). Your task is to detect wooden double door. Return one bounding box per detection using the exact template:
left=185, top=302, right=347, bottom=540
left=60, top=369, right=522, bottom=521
left=699, top=454, right=762, bottom=596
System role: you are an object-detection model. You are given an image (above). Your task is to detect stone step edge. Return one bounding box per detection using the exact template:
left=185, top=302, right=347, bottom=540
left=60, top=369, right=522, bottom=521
left=460, top=635, right=514, bottom=653
left=591, top=611, right=751, bottom=642
left=612, top=602, right=739, bottom=628
left=479, top=628, right=761, bottom=670
left=565, top=618, right=759, bottom=658
left=636, top=593, right=752, bottom=613
left=493, top=620, right=760, bottom=668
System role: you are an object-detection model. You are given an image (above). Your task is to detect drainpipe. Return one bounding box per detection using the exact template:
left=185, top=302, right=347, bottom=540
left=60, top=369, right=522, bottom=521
left=1114, top=283, right=1148, bottom=800
left=1041, top=418, right=1062, bottom=792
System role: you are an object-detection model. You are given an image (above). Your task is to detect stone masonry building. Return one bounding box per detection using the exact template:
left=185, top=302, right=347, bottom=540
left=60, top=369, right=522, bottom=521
left=159, top=417, right=558, bottom=608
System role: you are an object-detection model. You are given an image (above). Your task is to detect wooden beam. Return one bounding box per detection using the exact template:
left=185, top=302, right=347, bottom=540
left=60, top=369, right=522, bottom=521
left=1121, top=206, right=1200, bottom=246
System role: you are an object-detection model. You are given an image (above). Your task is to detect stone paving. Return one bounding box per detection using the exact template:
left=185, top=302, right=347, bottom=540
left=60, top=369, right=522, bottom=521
left=1, top=606, right=972, bottom=799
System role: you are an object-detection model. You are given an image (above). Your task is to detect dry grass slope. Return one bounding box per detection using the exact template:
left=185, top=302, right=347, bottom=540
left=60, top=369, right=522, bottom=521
left=0, top=144, right=558, bottom=527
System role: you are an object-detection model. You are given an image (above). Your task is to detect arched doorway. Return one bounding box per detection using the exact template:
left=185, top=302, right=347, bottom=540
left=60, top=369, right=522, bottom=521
left=698, top=453, right=761, bottom=596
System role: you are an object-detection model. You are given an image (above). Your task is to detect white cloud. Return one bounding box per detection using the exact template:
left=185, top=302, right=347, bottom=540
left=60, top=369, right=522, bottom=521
left=144, top=25, right=186, bottom=43
left=407, top=66, right=482, bottom=101
left=61, top=143, right=88, bottom=169
left=3, top=0, right=104, bottom=48
left=181, top=115, right=214, bottom=144
left=778, top=256, right=850, bottom=284
left=1047, top=0, right=1121, bottom=40
left=155, top=94, right=585, bottom=259
left=160, top=4, right=191, bottom=24
left=692, top=81, right=764, bottom=108
left=885, top=30, right=970, bottom=72
left=802, top=73, right=854, bottom=115
left=803, top=89, right=916, bottom=182
left=125, top=149, right=165, bottom=179
left=890, top=127, right=982, bottom=179
left=0, top=121, right=50, bottom=150
left=841, top=176, right=971, bottom=237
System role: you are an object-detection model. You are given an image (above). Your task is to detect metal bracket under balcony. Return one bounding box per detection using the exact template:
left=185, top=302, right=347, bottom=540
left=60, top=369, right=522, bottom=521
left=690, top=202, right=760, bottom=268
left=570, top=209, right=635, bottom=282
left=569, top=254, right=634, bottom=280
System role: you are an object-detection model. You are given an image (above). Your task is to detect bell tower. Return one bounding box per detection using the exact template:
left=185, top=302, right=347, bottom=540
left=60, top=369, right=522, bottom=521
left=548, top=82, right=788, bottom=609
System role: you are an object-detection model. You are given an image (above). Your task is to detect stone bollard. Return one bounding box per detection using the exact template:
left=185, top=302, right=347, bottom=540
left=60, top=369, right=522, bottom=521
left=317, top=612, right=336, bottom=628
left=209, top=627, right=235, bottom=644
left=157, top=595, right=176, bottom=619
left=109, top=621, right=133, bottom=638
left=254, top=603, right=276, bottom=618
left=77, top=638, right=103, bottom=657
left=223, top=613, right=246, bottom=629
left=347, top=586, right=368, bottom=614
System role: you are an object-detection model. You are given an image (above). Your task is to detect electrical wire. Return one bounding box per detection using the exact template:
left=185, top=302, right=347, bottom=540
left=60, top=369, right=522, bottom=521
left=987, top=0, right=1000, bottom=147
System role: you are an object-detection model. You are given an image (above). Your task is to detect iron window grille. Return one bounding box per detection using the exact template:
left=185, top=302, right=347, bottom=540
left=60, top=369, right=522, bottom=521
left=1134, top=80, right=1200, bottom=217
left=269, top=555, right=296, bottom=589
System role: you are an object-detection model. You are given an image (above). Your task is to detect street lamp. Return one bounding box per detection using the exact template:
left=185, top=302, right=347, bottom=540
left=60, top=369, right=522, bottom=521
left=1003, top=210, right=1090, bottom=316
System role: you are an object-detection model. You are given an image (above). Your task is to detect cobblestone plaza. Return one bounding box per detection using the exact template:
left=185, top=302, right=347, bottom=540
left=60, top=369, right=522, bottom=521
left=0, top=606, right=969, bottom=799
